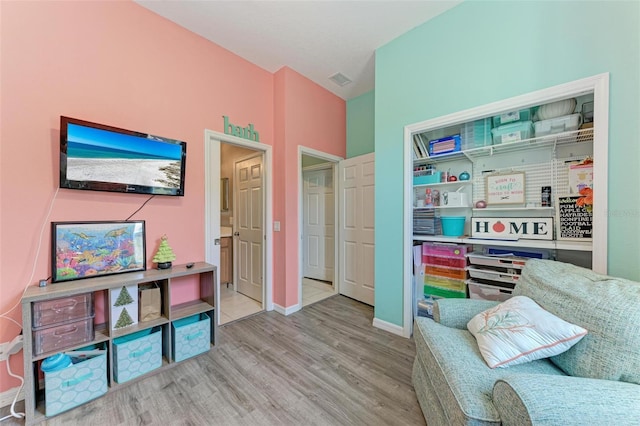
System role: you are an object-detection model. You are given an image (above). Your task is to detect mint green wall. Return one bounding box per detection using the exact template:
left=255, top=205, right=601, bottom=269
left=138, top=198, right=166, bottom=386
left=374, top=1, right=640, bottom=327
left=346, top=90, right=375, bottom=158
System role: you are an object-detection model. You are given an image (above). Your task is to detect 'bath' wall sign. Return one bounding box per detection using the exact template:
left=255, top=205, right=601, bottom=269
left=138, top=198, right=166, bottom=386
left=223, top=116, right=260, bottom=142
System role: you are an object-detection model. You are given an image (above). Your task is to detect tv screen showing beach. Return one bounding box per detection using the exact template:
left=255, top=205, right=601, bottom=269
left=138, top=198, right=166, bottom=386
left=64, top=121, right=185, bottom=195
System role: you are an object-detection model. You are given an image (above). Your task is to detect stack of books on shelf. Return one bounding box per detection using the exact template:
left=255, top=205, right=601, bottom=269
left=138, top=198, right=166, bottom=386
left=413, top=209, right=441, bottom=235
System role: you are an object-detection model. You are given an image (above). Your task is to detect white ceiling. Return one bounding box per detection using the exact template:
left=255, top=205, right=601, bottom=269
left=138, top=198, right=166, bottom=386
left=135, top=1, right=462, bottom=100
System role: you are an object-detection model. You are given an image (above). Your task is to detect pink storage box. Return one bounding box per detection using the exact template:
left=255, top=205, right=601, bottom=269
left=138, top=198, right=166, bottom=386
left=422, top=242, right=471, bottom=259
left=422, top=254, right=467, bottom=269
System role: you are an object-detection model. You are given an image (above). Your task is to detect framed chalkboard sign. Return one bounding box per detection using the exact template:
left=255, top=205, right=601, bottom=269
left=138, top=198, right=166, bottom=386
left=556, top=195, right=593, bottom=240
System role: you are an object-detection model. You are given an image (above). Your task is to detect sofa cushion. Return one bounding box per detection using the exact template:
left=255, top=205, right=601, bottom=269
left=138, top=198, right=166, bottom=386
left=514, top=259, right=640, bottom=384
left=413, top=317, right=566, bottom=425
left=493, top=374, right=640, bottom=426
left=467, top=296, right=587, bottom=368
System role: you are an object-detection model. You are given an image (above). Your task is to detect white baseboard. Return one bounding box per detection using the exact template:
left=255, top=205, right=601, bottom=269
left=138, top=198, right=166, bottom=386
left=0, top=386, right=24, bottom=410
left=273, top=303, right=301, bottom=316
left=373, top=317, right=410, bottom=338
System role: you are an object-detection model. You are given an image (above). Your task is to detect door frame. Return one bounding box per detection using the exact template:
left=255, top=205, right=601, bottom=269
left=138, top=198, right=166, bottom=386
left=402, top=73, right=609, bottom=338
left=298, top=146, right=342, bottom=308
left=204, top=130, right=273, bottom=326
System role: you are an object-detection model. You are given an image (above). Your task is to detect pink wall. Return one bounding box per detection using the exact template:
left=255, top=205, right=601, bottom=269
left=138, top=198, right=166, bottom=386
left=0, top=1, right=345, bottom=393
left=273, top=68, right=346, bottom=307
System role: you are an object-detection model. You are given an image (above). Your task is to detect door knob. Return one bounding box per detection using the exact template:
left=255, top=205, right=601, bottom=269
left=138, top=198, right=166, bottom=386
left=233, top=232, right=240, bottom=237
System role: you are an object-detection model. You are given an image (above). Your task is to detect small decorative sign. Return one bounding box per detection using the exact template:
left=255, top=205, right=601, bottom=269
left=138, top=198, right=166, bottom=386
left=485, top=172, right=526, bottom=205
left=111, top=285, right=139, bottom=330
left=471, top=217, right=554, bottom=240
left=568, top=163, right=593, bottom=194
left=556, top=195, right=592, bottom=240
left=223, top=115, right=260, bottom=142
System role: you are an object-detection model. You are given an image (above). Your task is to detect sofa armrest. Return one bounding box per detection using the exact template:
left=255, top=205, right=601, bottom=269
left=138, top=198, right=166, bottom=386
left=493, top=374, right=640, bottom=426
left=433, top=299, right=499, bottom=329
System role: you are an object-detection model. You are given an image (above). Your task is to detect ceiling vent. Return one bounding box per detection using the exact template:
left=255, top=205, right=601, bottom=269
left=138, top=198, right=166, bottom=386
left=328, top=72, right=352, bottom=87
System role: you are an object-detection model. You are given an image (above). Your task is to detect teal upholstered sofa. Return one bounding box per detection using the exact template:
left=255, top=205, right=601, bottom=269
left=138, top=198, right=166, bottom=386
left=412, top=259, right=640, bottom=425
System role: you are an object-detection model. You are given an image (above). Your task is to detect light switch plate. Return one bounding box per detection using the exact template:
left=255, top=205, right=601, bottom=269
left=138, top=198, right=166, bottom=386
left=274, top=221, right=280, bottom=232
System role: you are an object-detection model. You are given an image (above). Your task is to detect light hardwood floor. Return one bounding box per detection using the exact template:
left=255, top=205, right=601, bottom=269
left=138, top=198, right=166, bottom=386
left=2, top=296, right=425, bottom=425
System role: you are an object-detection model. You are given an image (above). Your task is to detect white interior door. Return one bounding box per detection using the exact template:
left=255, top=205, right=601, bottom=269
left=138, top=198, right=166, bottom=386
left=303, top=167, right=334, bottom=281
left=235, top=154, right=264, bottom=303
left=339, top=153, right=375, bottom=305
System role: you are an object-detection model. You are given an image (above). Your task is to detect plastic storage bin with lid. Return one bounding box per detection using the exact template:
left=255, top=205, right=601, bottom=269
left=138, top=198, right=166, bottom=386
left=534, top=113, right=582, bottom=138
left=491, top=108, right=533, bottom=127
left=491, top=121, right=533, bottom=145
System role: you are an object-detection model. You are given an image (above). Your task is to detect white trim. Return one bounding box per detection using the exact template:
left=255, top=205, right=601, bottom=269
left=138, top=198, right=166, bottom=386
left=273, top=303, right=302, bottom=316
left=298, top=146, right=343, bottom=309
left=403, top=73, right=609, bottom=338
left=372, top=318, right=407, bottom=337
left=0, top=386, right=24, bottom=410
left=204, top=130, right=274, bottom=325
left=302, top=163, right=333, bottom=172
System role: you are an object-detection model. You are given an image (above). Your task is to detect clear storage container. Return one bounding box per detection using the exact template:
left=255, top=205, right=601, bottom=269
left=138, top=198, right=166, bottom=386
left=492, top=108, right=533, bottom=127
left=491, top=121, right=533, bottom=144
left=461, top=118, right=493, bottom=149
left=533, top=113, right=582, bottom=137
left=32, top=293, right=93, bottom=328
left=33, top=317, right=95, bottom=356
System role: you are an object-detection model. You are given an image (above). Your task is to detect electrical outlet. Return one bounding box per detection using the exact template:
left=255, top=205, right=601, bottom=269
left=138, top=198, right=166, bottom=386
left=0, top=336, right=23, bottom=362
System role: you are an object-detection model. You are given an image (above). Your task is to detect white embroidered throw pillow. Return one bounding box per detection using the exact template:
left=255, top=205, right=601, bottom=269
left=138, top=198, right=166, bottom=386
left=467, top=296, right=587, bottom=368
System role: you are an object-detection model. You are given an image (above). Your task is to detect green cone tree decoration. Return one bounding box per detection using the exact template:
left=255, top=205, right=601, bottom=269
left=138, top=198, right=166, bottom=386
left=114, top=286, right=134, bottom=307
left=115, top=307, right=134, bottom=329
left=153, top=234, right=176, bottom=269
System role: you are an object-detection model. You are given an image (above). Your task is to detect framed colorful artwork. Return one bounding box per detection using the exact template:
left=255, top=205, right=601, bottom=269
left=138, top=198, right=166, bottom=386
left=51, top=220, right=146, bottom=283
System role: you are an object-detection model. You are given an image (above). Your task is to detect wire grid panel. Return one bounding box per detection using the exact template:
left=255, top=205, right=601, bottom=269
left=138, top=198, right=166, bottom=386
left=555, top=155, right=591, bottom=196
left=472, top=161, right=555, bottom=206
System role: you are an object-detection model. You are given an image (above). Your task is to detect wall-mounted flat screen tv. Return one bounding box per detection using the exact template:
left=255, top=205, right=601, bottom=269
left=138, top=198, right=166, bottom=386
left=60, top=116, right=186, bottom=196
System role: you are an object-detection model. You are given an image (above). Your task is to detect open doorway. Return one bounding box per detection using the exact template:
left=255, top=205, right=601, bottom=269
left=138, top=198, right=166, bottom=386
left=204, top=130, right=273, bottom=327
left=298, top=147, right=342, bottom=308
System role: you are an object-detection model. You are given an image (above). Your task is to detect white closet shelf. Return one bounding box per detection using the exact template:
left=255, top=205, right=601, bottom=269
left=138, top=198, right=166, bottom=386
left=413, top=128, right=593, bottom=165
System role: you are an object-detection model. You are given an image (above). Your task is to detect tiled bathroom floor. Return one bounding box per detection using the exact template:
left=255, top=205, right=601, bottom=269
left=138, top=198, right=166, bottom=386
left=219, top=278, right=335, bottom=325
